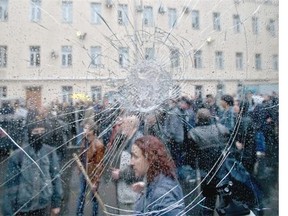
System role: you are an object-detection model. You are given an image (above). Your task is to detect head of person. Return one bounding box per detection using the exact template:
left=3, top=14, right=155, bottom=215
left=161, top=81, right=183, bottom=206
left=220, top=94, right=234, bottom=108
left=28, top=122, right=47, bottom=152
left=83, top=121, right=97, bottom=138
left=118, top=115, right=140, bottom=137
left=196, top=108, right=212, bottom=125
left=178, top=96, right=191, bottom=110
left=130, top=135, right=176, bottom=183
left=205, top=94, right=215, bottom=105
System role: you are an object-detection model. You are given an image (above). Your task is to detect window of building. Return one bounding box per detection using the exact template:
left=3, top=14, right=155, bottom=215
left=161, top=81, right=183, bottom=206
left=30, top=0, right=41, bottom=22
left=62, top=86, right=72, bottom=104
left=145, top=47, right=155, bottom=60
left=91, top=86, right=102, bottom=102
left=118, top=4, right=128, bottom=26
left=0, top=46, right=7, bottom=67
left=0, top=0, right=8, bottom=21
left=168, top=8, right=177, bottom=28
left=233, top=14, right=241, bottom=33
left=267, top=19, right=276, bottom=37
left=237, top=82, right=243, bottom=98
left=170, top=48, right=180, bottom=68
left=236, top=52, right=243, bottom=71
left=194, top=50, right=202, bottom=69
left=272, top=54, right=278, bottom=71
left=215, top=51, right=224, bottom=70
left=192, top=10, right=200, bottom=29
left=255, top=53, right=262, bottom=70
left=143, top=6, right=153, bottom=27
left=62, top=1, right=73, bottom=23
left=216, top=83, right=225, bottom=98
left=0, top=86, right=7, bottom=98
left=195, top=85, right=203, bottom=99
left=213, top=12, right=221, bottom=31
left=30, top=46, right=40, bottom=67
left=91, top=3, right=101, bottom=24
left=90, top=46, right=101, bottom=67
left=119, top=47, right=129, bottom=68
left=62, top=46, right=72, bottom=67
left=252, top=16, right=259, bottom=35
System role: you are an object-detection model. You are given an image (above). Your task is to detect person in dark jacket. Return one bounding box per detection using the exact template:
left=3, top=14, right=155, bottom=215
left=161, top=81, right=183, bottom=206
left=188, top=108, right=264, bottom=215
left=219, top=94, right=236, bottom=134
left=2, top=122, right=63, bottom=216
left=233, top=100, right=257, bottom=174
left=130, top=135, right=185, bottom=216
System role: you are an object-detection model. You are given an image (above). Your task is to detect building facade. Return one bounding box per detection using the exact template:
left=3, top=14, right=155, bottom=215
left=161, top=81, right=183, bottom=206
left=0, top=0, right=279, bottom=107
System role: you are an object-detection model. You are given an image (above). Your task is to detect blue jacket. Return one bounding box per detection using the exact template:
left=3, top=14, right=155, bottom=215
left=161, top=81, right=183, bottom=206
left=134, top=174, right=185, bottom=215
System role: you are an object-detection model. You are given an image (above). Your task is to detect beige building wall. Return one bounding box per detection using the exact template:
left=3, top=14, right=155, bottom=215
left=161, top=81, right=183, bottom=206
left=0, top=0, right=279, bottom=105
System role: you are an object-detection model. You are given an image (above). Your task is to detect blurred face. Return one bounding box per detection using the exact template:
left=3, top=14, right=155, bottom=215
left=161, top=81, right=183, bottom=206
left=206, top=97, right=213, bottom=105
left=130, top=145, right=150, bottom=178
left=220, top=100, right=227, bottom=108
left=30, top=127, right=46, bottom=151
left=83, top=124, right=94, bottom=137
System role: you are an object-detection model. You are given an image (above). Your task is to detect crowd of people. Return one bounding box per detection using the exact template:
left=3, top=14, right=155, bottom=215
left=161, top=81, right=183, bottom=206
left=0, top=90, right=279, bottom=215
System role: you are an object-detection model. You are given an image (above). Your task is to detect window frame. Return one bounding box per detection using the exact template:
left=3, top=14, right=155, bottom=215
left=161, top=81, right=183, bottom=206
left=118, top=4, right=128, bottom=26
left=62, top=1, right=73, bottom=23
left=30, top=0, right=41, bottom=22
left=170, top=47, right=180, bottom=68
left=168, top=8, right=177, bottom=28
left=233, top=14, right=241, bottom=33
left=145, top=47, right=155, bottom=60
left=119, top=47, right=129, bottom=68
left=29, top=46, right=40, bottom=67
left=255, top=53, right=262, bottom=70
left=0, top=0, right=8, bottom=21
left=192, top=10, right=200, bottom=29
left=194, top=50, right=202, bottom=69
left=215, top=51, right=224, bottom=70
left=90, top=46, right=102, bottom=68
left=143, top=6, right=153, bottom=27
left=62, top=86, right=73, bottom=104
left=252, top=16, right=259, bottom=35
left=235, top=52, right=243, bottom=71
left=0, top=86, right=7, bottom=98
left=0, top=45, right=7, bottom=68
left=272, top=54, right=278, bottom=71
left=61, top=46, right=72, bottom=67
left=91, top=2, right=101, bottom=25
left=213, top=12, right=221, bottom=31
left=91, top=86, right=102, bottom=102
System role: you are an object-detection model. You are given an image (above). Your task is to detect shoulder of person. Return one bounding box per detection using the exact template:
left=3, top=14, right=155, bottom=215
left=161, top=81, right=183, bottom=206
left=42, top=144, right=56, bottom=152
left=41, top=145, right=60, bottom=158
left=215, top=123, right=229, bottom=134
left=151, top=174, right=178, bottom=193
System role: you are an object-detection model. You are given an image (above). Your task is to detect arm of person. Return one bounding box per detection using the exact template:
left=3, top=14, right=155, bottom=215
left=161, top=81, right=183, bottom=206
left=119, top=165, right=138, bottom=184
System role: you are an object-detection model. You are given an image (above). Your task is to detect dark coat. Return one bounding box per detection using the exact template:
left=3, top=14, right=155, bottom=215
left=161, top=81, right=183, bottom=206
left=2, top=145, right=63, bottom=215
left=187, top=122, right=229, bottom=172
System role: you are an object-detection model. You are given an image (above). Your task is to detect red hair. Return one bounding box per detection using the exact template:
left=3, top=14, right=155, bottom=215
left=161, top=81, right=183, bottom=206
left=134, top=135, right=176, bottom=183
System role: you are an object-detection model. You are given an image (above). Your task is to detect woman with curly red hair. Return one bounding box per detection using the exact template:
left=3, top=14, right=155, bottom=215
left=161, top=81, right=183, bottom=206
left=130, top=135, right=186, bottom=215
